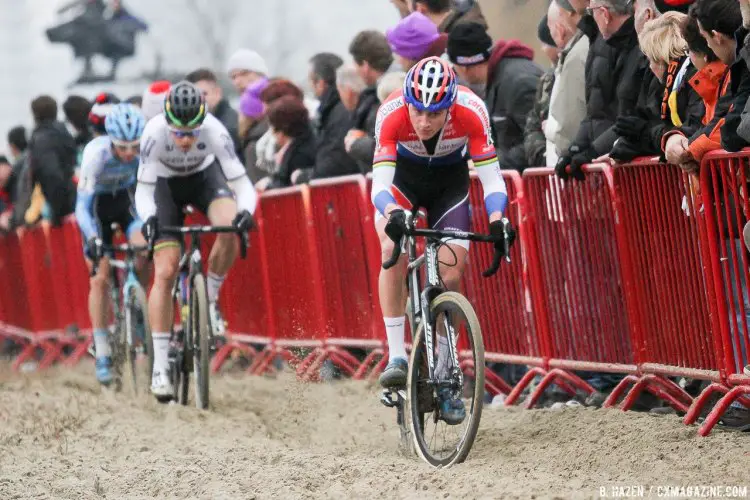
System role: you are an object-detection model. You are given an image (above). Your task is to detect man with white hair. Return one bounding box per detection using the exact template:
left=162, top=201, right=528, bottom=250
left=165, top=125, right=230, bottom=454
left=227, top=49, right=269, bottom=93
left=545, top=0, right=589, bottom=164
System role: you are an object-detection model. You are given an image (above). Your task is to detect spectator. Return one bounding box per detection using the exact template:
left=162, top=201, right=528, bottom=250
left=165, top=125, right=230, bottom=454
left=27, top=95, right=77, bottom=225
left=0, top=156, right=15, bottom=231
left=265, top=96, right=316, bottom=189
left=524, top=16, right=558, bottom=168
left=238, top=78, right=270, bottom=183
left=186, top=68, right=241, bottom=159
left=6, top=126, right=28, bottom=229
left=608, top=12, right=705, bottom=163
left=347, top=31, right=394, bottom=172
left=447, top=22, right=543, bottom=172
left=663, top=0, right=740, bottom=167
left=62, top=95, right=93, bottom=160
left=227, top=49, right=269, bottom=94
left=88, top=92, right=120, bottom=137
left=336, top=64, right=367, bottom=112
left=386, top=12, right=449, bottom=71
left=546, top=0, right=589, bottom=166
left=253, top=79, right=307, bottom=189
left=724, top=0, right=750, bottom=150
left=377, top=71, right=407, bottom=102
left=141, top=80, right=170, bottom=122
left=554, top=0, right=644, bottom=180
left=292, top=53, right=357, bottom=184
left=410, top=0, right=488, bottom=33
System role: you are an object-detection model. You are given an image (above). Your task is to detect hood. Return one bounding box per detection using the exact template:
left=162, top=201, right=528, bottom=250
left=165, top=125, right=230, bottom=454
left=487, top=40, right=535, bottom=86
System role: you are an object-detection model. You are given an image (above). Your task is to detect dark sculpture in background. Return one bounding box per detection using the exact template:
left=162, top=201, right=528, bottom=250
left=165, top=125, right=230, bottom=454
left=45, top=0, right=149, bottom=85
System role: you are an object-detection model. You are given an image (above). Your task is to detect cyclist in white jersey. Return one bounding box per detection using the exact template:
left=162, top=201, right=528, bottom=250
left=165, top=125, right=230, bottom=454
left=134, top=81, right=257, bottom=399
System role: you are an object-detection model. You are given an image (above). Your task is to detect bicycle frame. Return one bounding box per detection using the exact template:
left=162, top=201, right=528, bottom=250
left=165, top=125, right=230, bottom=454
left=404, top=235, right=461, bottom=388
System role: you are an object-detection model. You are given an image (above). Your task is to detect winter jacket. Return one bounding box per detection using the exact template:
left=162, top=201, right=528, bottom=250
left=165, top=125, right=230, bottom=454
left=524, top=68, right=555, bottom=167
left=569, top=15, right=645, bottom=161
left=661, top=60, right=729, bottom=162
left=242, top=119, right=270, bottom=184
left=211, top=99, right=242, bottom=162
left=485, top=40, right=543, bottom=171
left=268, top=127, right=316, bottom=189
left=725, top=29, right=750, bottom=150
left=295, top=86, right=357, bottom=183
left=547, top=31, right=589, bottom=159
left=348, top=86, right=380, bottom=173
left=610, top=57, right=705, bottom=162
left=27, top=120, right=77, bottom=225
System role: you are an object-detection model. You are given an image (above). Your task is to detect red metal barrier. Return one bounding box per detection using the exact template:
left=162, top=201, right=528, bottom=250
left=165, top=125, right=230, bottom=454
left=688, top=152, right=750, bottom=434
left=13, top=224, right=65, bottom=370
left=608, top=162, right=715, bottom=412
left=519, top=166, right=635, bottom=406
left=298, top=176, right=384, bottom=380
left=462, top=170, right=545, bottom=396
left=252, top=186, right=327, bottom=378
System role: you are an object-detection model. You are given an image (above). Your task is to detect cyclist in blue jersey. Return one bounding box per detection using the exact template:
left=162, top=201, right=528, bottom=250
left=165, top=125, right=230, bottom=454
left=75, top=103, right=148, bottom=385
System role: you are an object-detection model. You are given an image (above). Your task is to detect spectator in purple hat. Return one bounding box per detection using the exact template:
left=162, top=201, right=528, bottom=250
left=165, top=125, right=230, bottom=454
left=386, top=11, right=449, bottom=70
left=239, top=77, right=270, bottom=182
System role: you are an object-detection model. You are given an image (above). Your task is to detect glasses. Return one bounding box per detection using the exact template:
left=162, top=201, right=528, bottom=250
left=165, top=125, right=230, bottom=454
left=585, top=4, right=607, bottom=15
left=169, top=127, right=201, bottom=138
left=112, top=141, right=140, bottom=153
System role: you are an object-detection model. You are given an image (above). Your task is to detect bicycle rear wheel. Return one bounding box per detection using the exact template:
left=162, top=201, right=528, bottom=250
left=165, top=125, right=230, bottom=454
left=191, top=273, right=210, bottom=410
left=407, top=291, right=484, bottom=468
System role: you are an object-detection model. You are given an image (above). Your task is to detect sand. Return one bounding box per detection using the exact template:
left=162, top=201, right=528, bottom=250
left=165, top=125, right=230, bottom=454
left=0, top=363, right=748, bottom=500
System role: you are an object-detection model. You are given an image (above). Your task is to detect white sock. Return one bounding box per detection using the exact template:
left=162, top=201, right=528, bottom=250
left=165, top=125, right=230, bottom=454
left=93, top=329, right=111, bottom=358
left=384, top=317, right=407, bottom=362
left=436, top=335, right=450, bottom=379
left=152, top=333, right=171, bottom=375
left=207, top=272, right=225, bottom=303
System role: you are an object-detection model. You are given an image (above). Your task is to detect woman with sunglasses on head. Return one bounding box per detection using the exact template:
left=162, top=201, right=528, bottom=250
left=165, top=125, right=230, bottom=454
left=75, top=102, right=149, bottom=386
left=134, top=81, right=257, bottom=401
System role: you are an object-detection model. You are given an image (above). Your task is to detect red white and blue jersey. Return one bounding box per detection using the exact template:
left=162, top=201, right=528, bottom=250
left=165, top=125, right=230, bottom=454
left=371, top=86, right=508, bottom=217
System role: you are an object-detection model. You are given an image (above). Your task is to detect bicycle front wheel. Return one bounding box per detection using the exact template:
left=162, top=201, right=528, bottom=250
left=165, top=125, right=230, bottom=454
left=191, top=273, right=210, bottom=410
left=408, top=291, right=485, bottom=468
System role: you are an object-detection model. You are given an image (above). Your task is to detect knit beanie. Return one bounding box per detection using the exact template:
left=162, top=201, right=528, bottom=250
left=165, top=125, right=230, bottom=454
left=141, top=80, right=170, bottom=122
left=386, top=12, right=441, bottom=60
left=227, top=49, right=269, bottom=76
left=240, top=78, right=270, bottom=119
left=446, top=22, right=493, bottom=66
left=538, top=15, right=556, bottom=47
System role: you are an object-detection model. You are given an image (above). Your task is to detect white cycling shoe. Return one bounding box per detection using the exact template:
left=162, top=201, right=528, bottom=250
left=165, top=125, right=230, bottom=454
left=151, top=369, right=174, bottom=401
left=209, top=301, right=226, bottom=337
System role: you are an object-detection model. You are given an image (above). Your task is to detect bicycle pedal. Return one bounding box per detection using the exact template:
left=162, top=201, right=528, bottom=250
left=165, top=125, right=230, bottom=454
left=380, top=390, right=398, bottom=408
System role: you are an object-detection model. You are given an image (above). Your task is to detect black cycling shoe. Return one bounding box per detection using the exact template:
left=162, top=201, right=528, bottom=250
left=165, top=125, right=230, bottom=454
left=379, top=358, right=408, bottom=388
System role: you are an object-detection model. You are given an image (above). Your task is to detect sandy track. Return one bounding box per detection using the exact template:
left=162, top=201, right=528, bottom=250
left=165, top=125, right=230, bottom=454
left=0, top=364, right=748, bottom=500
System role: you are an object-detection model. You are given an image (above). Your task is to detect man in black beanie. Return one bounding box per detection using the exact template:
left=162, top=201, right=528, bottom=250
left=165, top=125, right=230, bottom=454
left=447, top=22, right=542, bottom=172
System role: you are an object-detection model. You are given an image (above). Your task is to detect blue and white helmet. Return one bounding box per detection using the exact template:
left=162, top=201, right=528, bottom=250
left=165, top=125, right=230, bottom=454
left=105, top=103, right=145, bottom=142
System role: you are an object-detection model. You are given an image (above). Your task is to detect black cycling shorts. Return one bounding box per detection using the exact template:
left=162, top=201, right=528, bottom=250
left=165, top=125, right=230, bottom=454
left=154, top=160, right=234, bottom=241
left=92, top=188, right=141, bottom=245
left=387, top=155, right=470, bottom=234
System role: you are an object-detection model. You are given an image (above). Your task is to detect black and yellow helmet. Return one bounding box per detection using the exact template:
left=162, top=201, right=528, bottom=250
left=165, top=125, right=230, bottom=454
left=164, top=81, right=207, bottom=128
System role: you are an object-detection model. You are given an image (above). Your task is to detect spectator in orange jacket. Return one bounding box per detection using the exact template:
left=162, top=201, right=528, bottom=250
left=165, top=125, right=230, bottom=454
left=663, top=0, right=741, bottom=169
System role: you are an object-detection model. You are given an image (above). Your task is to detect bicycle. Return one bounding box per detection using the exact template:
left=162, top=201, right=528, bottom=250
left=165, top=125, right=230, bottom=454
left=89, top=231, right=152, bottom=395
left=379, top=212, right=514, bottom=467
left=146, top=217, right=249, bottom=410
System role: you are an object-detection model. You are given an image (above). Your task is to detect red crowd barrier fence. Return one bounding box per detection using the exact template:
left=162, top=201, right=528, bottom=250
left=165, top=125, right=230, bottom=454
left=4, top=153, right=750, bottom=436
